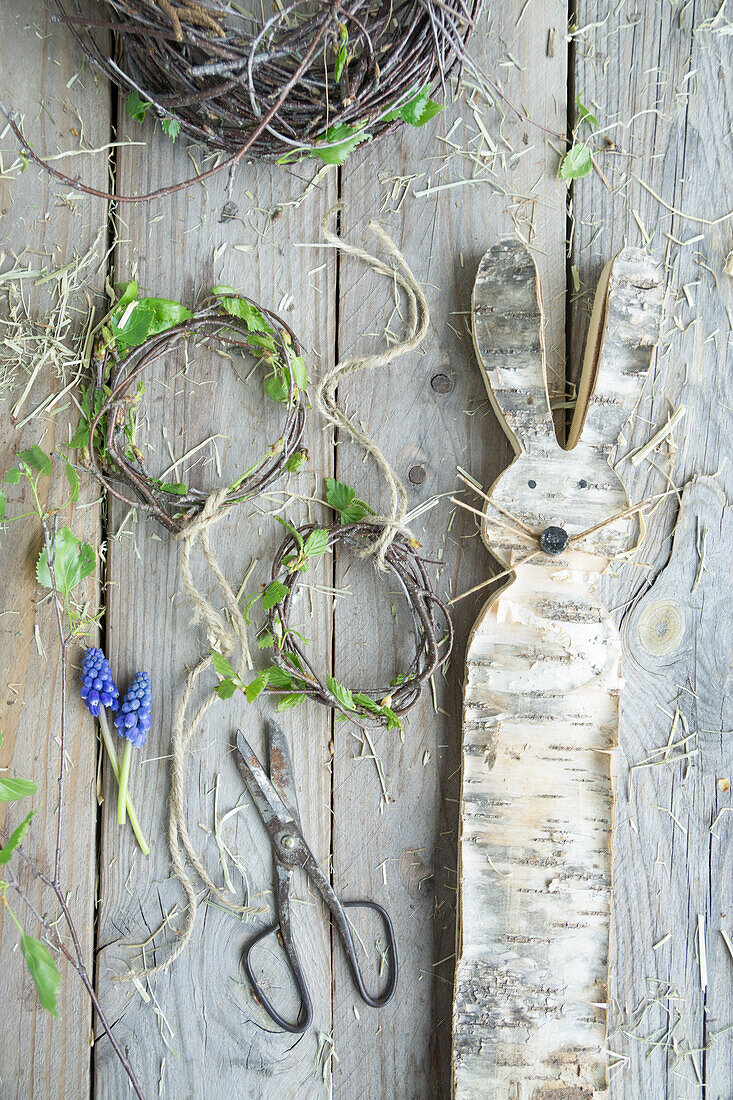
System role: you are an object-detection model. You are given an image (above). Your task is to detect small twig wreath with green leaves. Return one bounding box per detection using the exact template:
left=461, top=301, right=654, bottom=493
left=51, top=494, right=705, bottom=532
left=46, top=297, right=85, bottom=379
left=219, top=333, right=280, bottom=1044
left=212, top=478, right=453, bottom=730
left=74, top=285, right=307, bottom=534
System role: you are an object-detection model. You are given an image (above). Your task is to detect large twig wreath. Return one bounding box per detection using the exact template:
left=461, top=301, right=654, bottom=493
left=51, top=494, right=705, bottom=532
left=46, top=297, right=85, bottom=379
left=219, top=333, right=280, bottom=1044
left=54, top=0, right=482, bottom=160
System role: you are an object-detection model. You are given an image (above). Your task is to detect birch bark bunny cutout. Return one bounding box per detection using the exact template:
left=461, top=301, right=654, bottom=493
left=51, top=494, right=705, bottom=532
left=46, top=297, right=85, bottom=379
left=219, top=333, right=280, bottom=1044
left=452, top=239, right=664, bottom=1098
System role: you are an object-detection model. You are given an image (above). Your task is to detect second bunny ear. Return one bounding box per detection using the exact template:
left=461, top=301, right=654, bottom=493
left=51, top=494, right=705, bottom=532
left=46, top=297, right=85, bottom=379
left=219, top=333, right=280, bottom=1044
left=472, top=239, right=556, bottom=455
left=567, top=248, right=664, bottom=453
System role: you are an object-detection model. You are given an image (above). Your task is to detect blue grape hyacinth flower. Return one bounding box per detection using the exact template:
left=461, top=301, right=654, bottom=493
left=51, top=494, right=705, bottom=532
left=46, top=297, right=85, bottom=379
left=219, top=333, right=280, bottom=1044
left=80, top=648, right=149, bottom=855
left=80, top=647, right=119, bottom=717
left=114, top=672, right=151, bottom=749
left=114, top=672, right=151, bottom=827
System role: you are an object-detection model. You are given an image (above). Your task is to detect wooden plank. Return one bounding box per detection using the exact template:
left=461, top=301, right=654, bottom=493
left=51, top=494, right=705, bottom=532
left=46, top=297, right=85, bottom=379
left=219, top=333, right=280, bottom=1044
left=570, top=4, right=733, bottom=1095
left=0, top=3, right=109, bottom=1097
left=333, top=6, right=567, bottom=1094
left=93, top=139, right=338, bottom=1092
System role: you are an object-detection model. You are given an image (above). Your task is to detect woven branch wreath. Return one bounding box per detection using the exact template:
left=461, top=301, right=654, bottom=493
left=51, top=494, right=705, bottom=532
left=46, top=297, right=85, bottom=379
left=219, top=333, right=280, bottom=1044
left=81, top=292, right=306, bottom=534
left=247, top=520, right=454, bottom=727
left=55, top=0, right=481, bottom=161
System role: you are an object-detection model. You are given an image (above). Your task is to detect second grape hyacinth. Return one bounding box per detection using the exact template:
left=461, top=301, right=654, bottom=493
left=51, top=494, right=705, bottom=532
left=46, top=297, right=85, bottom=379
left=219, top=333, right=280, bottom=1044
left=115, top=672, right=151, bottom=827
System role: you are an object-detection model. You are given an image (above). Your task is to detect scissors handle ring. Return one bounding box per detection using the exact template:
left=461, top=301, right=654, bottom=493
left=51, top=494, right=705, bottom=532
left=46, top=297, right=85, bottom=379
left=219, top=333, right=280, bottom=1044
left=341, top=900, right=399, bottom=1008
left=243, top=921, right=313, bottom=1034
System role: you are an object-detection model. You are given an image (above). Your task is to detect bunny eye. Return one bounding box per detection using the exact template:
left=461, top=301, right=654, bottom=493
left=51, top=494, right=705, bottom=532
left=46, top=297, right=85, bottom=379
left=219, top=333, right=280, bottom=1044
left=578, top=479, right=588, bottom=489
left=527, top=479, right=537, bottom=489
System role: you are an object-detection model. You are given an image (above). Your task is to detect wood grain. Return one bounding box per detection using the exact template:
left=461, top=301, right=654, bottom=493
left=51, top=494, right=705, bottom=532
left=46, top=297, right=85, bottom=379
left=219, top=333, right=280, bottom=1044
left=0, top=3, right=109, bottom=1097
left=570, top=3, right=733, bottom=1095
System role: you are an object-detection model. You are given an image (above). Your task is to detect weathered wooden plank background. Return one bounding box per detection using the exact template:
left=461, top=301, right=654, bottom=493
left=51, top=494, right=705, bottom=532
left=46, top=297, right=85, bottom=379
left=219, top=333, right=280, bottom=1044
left=0, top=1, right=731, bottom=1098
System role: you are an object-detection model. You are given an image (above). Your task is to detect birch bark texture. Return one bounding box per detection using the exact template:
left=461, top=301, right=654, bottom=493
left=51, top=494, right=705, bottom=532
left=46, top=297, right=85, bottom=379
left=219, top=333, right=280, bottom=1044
left=452, top=240, right=664, bottom=1098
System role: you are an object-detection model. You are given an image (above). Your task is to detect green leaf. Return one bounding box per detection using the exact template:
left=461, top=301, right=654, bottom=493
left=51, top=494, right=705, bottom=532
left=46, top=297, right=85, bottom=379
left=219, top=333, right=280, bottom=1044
left=311, top=124, right=370, bottom=166
left=262, top=580, right=289, bottom=611
left=340, top=500, right=373, bottom=524
left=0, top=491, right=5, bottom=520
left=274, top=515, right=304, bottom=550
left=287, top=354, right=308, bottom=390
left=382, top=706, right=402, bottom=731
left=276, top=692, right=306, bottom=712
left=326, top=477, right=355, bottom=513
left=161, top=116, right=181, bottom=141
left=353, top=692, right=382, bottom=714
left=302, top=529, right=329, bottom=560
left=158, top=481, right=187, bottom=496
left=36, top=528, right=96, bottom=596
left=334, top=25, right=348, bottom=81
left=111, top=296, right=193, bottom=355
left=115, top=281, right=138, bottom=310
left=352, top=692, right=402, bottom=729
left=245, top=671, right=270, bottom=703
left=284, top=450, right=308, bottom=474
left=282, top=650, right=304, bottom=673
left=576, top=97, right=598, bottom=129
left=63, top=459, right=79, bottom=503
left=383, top=85, right=444, bottom=127
left=215, top=678, right=238, bottom=700
left=0, top=776, right=38, bottom=802
left=246, top=331, right=278, bottom=352
left=264, top=372, right=290, bottom=404
left=211, top=653, right=237, bottom=680
left=264, top=665, right=298, bottom=689
left=4, top=467, right=22, bottom=484
left=242, top=591, right=262, bottom=625
left=213, top=291, right=273, bottom=334
left=20, top=935, right=60, bottom=1017
left=16, top=446, right=51, bottom=476
left=560, top=142, right=593, bottom=180
left=125, top=91, right=151, bottom=123
left=326, top=478, right=373, bottom=524
left=0, top=810, right=36, bottom=865
left=257, top=632, right=275, bottom=649
left=327, top=674, right=354, bottom=711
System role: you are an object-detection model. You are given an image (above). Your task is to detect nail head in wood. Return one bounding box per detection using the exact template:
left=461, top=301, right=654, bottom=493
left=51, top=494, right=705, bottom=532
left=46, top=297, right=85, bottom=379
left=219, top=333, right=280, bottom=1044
left=431, top=372, right=454, bottom=393
left=408, top=465, right=427, bottom=485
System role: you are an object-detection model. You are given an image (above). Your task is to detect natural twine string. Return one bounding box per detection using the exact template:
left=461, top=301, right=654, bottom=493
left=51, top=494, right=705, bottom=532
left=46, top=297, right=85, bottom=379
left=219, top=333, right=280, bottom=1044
left=317, top=207, right=431, bottom=569
left=116, top=489, right=255, bottom=980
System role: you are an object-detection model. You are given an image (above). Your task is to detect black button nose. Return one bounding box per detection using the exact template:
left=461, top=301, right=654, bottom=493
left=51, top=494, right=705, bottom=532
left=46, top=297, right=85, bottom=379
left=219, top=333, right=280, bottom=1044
left=540, top=525, right=569, bottom=556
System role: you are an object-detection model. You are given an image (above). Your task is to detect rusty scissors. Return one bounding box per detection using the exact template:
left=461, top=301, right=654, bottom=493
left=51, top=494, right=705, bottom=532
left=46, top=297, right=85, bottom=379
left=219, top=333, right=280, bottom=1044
left=235, top=721, right=398, bottom=1033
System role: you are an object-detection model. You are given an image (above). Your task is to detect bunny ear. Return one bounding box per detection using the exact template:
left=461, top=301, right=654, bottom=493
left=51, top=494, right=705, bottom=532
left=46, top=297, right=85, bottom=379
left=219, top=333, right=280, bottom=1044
left=567, top=247, right=664, bottom=453
left=472, top=239, right=556, bottom=455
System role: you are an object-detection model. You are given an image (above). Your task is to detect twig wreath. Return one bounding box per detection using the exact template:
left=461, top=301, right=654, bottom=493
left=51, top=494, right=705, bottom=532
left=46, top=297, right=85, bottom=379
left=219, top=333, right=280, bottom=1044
left=54, top=0, right=482, bottom=165
left=262, top=519, right=453, bottom=726
left=82, top=291, right=306, bottom=533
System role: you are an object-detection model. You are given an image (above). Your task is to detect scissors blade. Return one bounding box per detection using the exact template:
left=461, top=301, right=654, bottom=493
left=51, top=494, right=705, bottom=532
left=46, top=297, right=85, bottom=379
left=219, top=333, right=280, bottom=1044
left=266, top=719, right=301, bottom=830
left=235, top=729, right=296, bottom=835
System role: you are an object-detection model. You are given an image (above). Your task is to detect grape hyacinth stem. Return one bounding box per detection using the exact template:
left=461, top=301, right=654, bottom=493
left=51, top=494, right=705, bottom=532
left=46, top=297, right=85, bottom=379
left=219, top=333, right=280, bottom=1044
left=98, top=710, right=149, bottom=856
left=117, top=740, right=133, bottom=827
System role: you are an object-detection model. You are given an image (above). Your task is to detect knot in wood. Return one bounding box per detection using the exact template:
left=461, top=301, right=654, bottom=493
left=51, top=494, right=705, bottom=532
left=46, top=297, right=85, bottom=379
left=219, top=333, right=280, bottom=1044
left=635, top=598, right=685, bottom=657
